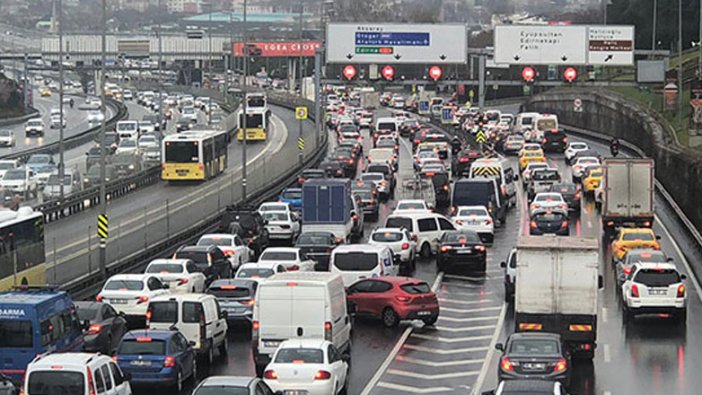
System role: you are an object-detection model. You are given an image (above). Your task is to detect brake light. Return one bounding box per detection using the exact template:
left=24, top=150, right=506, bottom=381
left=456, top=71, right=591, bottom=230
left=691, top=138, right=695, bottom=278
left=164, top=356, right=176, bottom=368
left=111, top=355, right=118, bottom=362
left=440, top=245, right=452, bottom=253
left=315, top=370, right=332, bottom=380
left=87, top=324, right=102, bottom=335
left=530, top=221, right=537, bottom=229
left=443, top=184, right=449, bottom=192
left=677, top=284, right=686, bottom=298
left=198, top=163, right=204, bottom=171
left=643, top=221, right=651, bottom=227
left=395, top=295, right=411, bottom=303
left=288, top=265, right=300, bottom=271
left=455, top=219, right=463, bottom=225
left=631, top=284, right=640, bottom=298
left=561, top=220, right=568, bottom=229
left=137, top=295, right=149, bottom=304
left=178, top=278, right=189, bottom=285
left=486, top=218, right=493, bottom=225
left=500, top=357, right=515, bottom=372
left=239, top=298, right=255, bottom=306
left=95, top=295, right=103, bottom=302
left=263, top=370, right=278, bottom=379
left=501, top=185, right=507, bottom=196
left=298, top=177, right=304, bottom=184
left=86, top=367, right=97, bottom=395
left=475, top=245, right=486, bottom=252
left=224, top=250, right=235, bottom=256
left=401, top=242, right=410, bottom=250
left=324, top=321, right=332, bottom=341
left=554, top=358, right=567, bottom=372
left=459, top=157, right=469, bottom=163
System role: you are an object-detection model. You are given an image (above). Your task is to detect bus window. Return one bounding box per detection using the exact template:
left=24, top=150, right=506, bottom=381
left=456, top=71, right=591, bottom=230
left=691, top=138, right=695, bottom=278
left=165, top=142, right=199, bottom=163
left=0, top=319, right=33, bottom=347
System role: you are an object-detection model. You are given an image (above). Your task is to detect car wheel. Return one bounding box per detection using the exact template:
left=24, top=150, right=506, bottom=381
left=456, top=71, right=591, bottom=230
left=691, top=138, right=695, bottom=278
left=422, top=316, right=438, bottom=326
left=382, top=307, right=399, bottom=328
left=219, top=336, right=229, bottom=357
left=174, top=370, right=182, bottom=393
left=420, top=243, right=431, bottom=259
left=207, top=343, right=214, bottom=365
left=676, top=309, right=687, bottom=323
left=623, top=306, right=634, bottom=323
left=191, top=358, right=197, bottom=381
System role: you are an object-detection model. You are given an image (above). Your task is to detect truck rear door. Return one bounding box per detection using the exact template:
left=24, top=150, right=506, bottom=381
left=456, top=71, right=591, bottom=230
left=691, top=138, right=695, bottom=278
left=628, top=161, right=654, bottom=218
left=257, top=284, right=293, bottom=353
left=290, top=285, right=326, bottom=339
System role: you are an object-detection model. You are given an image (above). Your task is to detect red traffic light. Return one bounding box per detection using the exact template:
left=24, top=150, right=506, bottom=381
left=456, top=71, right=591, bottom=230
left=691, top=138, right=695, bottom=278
left=381, top=65, right=395, bottom=80
left=342, top=65, right=357, bottom=80
left=521, top=66, right=535, bottom=82
left=428, top=66, right=443, bottom=81
left=563, top=67, right=577, bottom=82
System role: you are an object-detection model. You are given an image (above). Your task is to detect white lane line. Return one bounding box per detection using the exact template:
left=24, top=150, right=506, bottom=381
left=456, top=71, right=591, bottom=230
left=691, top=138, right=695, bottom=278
left=601, top=307, right=608, bottom=323
left=438, top=316, right=499, bottom=323
left=441, top=306, right=502, bottom=314
left=403, top=344, right=489, bottom=354
left=655, top=214, right=702, bottom=303
left=434, top=324, right=497, bottom=332
left=439, top=298, right=502, bottom=306
left=411, top=333, right=494, bottom=343
left=359, top=272, right=444, bottom=395
left=397, top=356, right=484, bottom=367
left=469, top=303, right=508, bottom=395
left=604, top=391, right=612, bottom=395
left=604, top=343, right=611, bottom=363
left=388, top=369, right=479, bottom=380
left=376, top=382, right=453, bottom=394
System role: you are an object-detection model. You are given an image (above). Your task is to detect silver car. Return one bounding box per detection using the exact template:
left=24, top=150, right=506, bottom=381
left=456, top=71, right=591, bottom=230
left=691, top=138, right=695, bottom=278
left=191, top=376, right=275, bottom=395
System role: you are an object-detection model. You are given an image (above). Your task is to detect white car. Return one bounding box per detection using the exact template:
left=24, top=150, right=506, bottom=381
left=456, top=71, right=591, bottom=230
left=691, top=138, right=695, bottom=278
left=115, top=138, right=139, bottom=155
left=235, top=262, right=287, bottom=282
left=368, top=227, right=416, bottom=273
left=96, top=273, right=171, bottom=317
left=565, top=142, right=590, bottom=164
left=24, top=118, right=45, bottom=136
left=0, top=167, right=37, bottom=197
left=452, top=205, right=495, bottom=244
left=197, top=233, right=252, bottom=269
left=139, top=121, right=156, bottom=135
left=122, top=89, right=133, bottom=100
left=621, top=262, right=687, bottom=323
left=87, top=110, right=105, bottom=123
left=571, top=156, right=600, bottom=181
left=79, top=97, right=101, bottom=110
left=263, top=339, right=349, bottom=395
left=180, top=106, right=197, bottom=123
left=261, top=210, right=300, bottom=242
left=258, top=201, right=292, bottom=215
left=49, top=114, right=66, bottom=129
left=0, top=160, right=18, bottom=178
left=258, top=247, right=315, bottom=271
left=521, top=162, right=550, bottom=188
left=0, top=130, right=15, bottom=147
left=394, top=199, right=431, bottom=213
left=137, top=134, right=159, bottom=149
left=529, top=192, right=568, bottom=216
left=144, top=258, right=207, bottom=293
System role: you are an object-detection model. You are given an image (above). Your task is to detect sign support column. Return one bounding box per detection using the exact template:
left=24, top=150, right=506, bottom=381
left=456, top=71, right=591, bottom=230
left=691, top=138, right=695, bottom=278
left=478, top=55, right=486, bottom=108
left=314, top=48, right=322, bottom=148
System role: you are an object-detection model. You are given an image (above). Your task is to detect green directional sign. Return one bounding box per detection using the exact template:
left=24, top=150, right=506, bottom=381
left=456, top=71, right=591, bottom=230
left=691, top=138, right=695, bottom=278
left=475, top=130, right=487, bottom=143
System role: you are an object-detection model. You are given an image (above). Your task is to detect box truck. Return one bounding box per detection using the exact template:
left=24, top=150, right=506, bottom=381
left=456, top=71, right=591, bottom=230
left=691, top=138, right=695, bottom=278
left=601, top=158, right=654, bottom=236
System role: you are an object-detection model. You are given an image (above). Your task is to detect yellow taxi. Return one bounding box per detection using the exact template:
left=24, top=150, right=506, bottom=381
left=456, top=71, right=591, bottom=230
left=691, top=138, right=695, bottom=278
left=39, top=87, right=52, bottom=97
left=611, top=228, right=661, bottom=262
left=519, top=149, right=546, bottom=171
left=519, top=143, right=542, bottom=157
left=582, top=166, right=603, bottom=193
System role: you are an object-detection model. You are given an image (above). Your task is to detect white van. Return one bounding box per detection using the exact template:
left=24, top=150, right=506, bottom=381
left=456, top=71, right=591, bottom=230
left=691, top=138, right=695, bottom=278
left=374, top=117, right=398, bottom=134
left=115, top=120, right=139, bottom=140
left=528, top=114, right=558, bottom=142
left=24, top=353, right=132, bottom=395
left=146, top=293, right=228, bottom=365
left=514, top=112, right=540, bottom=134
left=468, top=157, right=517, bottom=207
left=368, top=148, right=397, bottom=171
left=385, top=212, right=456, bottom=258
left=252, top=272, right=351, bottom=376
left=330, top=244, right=397, bottom=286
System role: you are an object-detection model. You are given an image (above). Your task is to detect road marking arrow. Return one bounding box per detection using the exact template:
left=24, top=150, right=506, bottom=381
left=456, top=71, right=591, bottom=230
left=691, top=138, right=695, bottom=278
left=403, top=344, right=489, bottom=354
left=411, top=333, right=494, bottom=343
left=377, top=382, right=453, bottom=394
left=388, top=369, right=479, bottom=380
left=396, top=356, right=484, bottom=367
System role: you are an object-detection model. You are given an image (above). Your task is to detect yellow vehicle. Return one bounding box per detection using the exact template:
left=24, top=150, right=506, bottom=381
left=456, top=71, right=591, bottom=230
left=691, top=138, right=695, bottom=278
left=161, top=129, right=229, bottom=181
left=582, top=166, right=603, bottom=193
left=519, top=150, right=546, bottom=171
left=237, top=107, right=270, bottom=141
left=611, top=228, right=661, bottom=262
left=0, top=208, right=46, bottom=291
left=39, top=87, right=52, bottom=97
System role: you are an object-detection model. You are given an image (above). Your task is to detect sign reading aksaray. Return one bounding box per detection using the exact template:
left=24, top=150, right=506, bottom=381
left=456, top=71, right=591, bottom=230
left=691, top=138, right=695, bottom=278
left=232, top=41, right=321, bottom=57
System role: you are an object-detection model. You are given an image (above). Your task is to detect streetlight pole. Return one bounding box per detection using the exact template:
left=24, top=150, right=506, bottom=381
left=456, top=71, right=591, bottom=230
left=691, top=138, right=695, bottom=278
left=98, top=0, right=108, bottom=280
left=157, top=0, right=163, bottom=131
left=207, top=3, right=213, bottom=125
left=679, top=0, right=684, bottom=126
left=298, top=0, right=304, bottom=165
left=652, top=0, right=657, bottom=51
left=242, top=0, right=248, bottom=202
left=699, top=0, right=702, bottom=76
left=58, top=0, right=65, bottom=199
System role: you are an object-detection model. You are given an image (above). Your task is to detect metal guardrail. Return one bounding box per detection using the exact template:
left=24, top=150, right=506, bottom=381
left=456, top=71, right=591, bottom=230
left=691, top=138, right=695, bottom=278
left=63, top=92, right=326, bottom=300
left=0, top=107, right=39, bottom=127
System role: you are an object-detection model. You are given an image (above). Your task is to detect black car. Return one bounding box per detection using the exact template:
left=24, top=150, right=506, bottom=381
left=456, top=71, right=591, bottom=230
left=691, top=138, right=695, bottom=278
left=365, top=162, right=396, bottom=192
left=549, top=182, right=581, bottom=214
left=294, top=231, right=339, bottom=271
left=351, top=181, right=380, bottom=219
left=220, top=206, right=270, bottom=257
left=495, top=332, right=570, bottom=385
left=75, top=301, right=128, bottom=354
left=319, top=158, right=346, bottom=178
left=173, top=245, right=232, bottom=283
left=541, top=128, right=568, bottom=152
left=176, top=118, right=191, bottom=133
left=332, top=148, right=358, bottom=177
left=207, top=278, right=257, bottom=327
left=297, top=168, right=325, bottom=186
left=420, top=169, right=451, bottom=207
left=452, top=148, right=482, bottom=176
left=436, top=230, right=487, bottom=273
left=529, top=208, right=570, bottom=236
left=482, top=379, right=567, bottom=395
left=337, top=140, right=363, bottom=157
left=399, top=119, right=421, bottom=137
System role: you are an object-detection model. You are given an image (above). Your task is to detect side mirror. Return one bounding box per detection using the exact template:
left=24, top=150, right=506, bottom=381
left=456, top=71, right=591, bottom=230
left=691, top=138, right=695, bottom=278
left=188, top=340, right=196, bottom=347
left=598, top=275, right=604, bottom=290
left=163, top=283, right=170, bottom=289
left=220, top=310, right=228, bottom=320
left=495, top=343, right=504, bottom=351
left=342, top=353, right=351, bottom=364
left=681, top=274, right=688, bottom=280
left=667, top=257, right=674, bottom=262
left=411, top=234, right=418, bottom=242
left=123, top=372, right=132, bottom=381
left=656, top=235, right=661, bottom=240
left=500, top=261, right=506, bottom=268
left=82, top=320, right=91, bottom=330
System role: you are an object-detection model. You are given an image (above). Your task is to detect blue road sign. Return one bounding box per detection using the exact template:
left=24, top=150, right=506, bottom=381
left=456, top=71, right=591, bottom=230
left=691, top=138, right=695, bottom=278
left=419, top=101, right=430, bottom=113
left=442, top=107, right=453, bottom=121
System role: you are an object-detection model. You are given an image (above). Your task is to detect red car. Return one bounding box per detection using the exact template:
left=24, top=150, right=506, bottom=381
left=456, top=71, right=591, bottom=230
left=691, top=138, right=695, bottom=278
left=346, top=277, right=440, bottom=327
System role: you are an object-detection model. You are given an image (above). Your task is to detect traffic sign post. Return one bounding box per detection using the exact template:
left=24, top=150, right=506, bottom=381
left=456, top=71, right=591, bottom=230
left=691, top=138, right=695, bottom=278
left=441, top=106, right=454, bottom=125
left=574, top=97, right=583, bottom=112
left=295, top=106, right=308, bottom=120
left=97, top=214, right=108, bottom=247
left=298, top=137, right=305, bottom=151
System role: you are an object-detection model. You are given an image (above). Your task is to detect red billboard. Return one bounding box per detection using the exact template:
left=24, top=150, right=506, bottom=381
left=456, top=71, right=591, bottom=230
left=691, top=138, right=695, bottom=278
left=233, top=41, right=322, bottom=57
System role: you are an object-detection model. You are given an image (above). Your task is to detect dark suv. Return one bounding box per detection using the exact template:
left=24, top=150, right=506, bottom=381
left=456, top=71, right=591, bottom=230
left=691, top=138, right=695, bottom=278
left=541, top=129, right=568, bottom=152
left=173, top=245, right=231, bottom=283
left=220, top=206, right=270, bottom=258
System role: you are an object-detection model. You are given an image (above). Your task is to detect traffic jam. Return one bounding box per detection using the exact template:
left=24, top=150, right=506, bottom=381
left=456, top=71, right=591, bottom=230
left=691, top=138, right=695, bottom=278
left=0, top=86, right=690, bottom=395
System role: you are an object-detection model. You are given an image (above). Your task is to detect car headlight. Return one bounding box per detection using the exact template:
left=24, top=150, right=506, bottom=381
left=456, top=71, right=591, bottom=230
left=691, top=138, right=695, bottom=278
left=128, top=164, right=135, bottom=170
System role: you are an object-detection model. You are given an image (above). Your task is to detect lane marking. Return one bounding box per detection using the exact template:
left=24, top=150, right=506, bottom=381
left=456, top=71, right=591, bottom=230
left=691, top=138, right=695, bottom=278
left=411, top=333, right=494, bottom=343
left=438, top=316, right=499, bottom=323
left=376, top=382, right=453, bottom=394
left=470, top=303, right=507, bottom=395
left=397, top=356, right=484, bottom=367
left=438, top=298, right=502, bottom=306
left=604, top=343, right=611, bottom=363
left=655, top=214, right=702, bottom=303
left=388, top=369, right=479, bottom=379
left=403, top=344, right=489, bottom=354
left=440, top=306, right=502, bottom=314
left=434, top=324, right=497, bottom=332
left=601, top=307, right=608, bottom=323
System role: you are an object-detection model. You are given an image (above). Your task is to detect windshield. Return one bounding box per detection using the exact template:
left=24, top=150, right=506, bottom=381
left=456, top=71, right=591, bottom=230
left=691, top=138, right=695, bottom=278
left=260, top=251, right=295, bottom=261
left=458, top=208, right=488, bottom=216
left=118, top=339, right=166, bottom=355
left=377, top=122, right=396, bottom=131
left=366, top=166, right=389, bottom=175
left=193, top=387, right=250, bottom=395
left=532, top=170, right=559, bottom=181
left=117, top=122, right=137, bottom=131
left=536, top=118, right=557, bottom=131
left=400, top=282, right=431, bottom=294
left=146, top=263, right=184, bottom=273
left=534, top=212, right=567, bottom=221
left=237, top=268, right=274, bottom=279
left=334, top=252, right=378, bottom=271
left=0, top=162, right=15, bottom=170
left=198, top=236, right=233, bottom=247
left=28, top=156, right=50, bottom=164
left=262, top=212, right=289, bottom=222
left=104, top=279, right=143, bottom=291
left=627, top=252, right=667, bottom=263
left=165, top=141, right=199, bottom=163
left=571, top=143, right=588, bottom=150
left=372, top=231, right=403, bottom=242
left=76, top=307, right=98, bottom=321
left=634, top=269, right=681, bottom=286
left=28, top=371, right=85, bottom=395
left=0, top=131, right=11, bottom=137
left=274, top=348, right=324, bottom=363
left=148, top=301, right=178, bottom=323
left=386, top=217, right=413, bottom=232
left=361, top=173, right=384, bottom=182
left=296, top=234, right=331, bottom=245
left=47, top=175, right=71, bottom=186
left=281, top=189, right=302, bottom=199
left=534, top=194, right=563, bottom=203
left=3, top=170, right=25, bottom=180
left=444, top=232, right=480, bottom=243
left=354, top=190, right=373, bottom=200
left=509, top=339, right=560, bottom=355
left=27, top=121, right=42, bottom=127
left=397, top=202, right=425, bottom=210
left=622, top=232, right=654, bottom=241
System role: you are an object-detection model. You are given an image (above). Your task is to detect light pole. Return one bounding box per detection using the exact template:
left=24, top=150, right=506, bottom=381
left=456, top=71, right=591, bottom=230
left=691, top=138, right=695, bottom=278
left=678, top=0, right=684, bottom=126
left=298, top=0, right=304, bottom=165
left=58, top=0, right=65, bottom=199
left=652, top=0, right=657, bottom=51
left=242, top=0, right=248, bottom=202
left=98, top=0, right=108, bottom=280
left=157, top=0, right=163, bottom=131
left=699, top=0, right=702, bottom=76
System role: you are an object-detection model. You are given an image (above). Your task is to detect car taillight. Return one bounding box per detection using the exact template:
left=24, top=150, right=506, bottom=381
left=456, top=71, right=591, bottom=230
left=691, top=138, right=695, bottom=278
left=530, top=221, right=537, bottom=229
left=224, top=250, right=235, bottom=256
left=500, top=357, right=515, bottom=372
left=298, top=177, right=304, bottom=184
left=395, top=295, right=411, bottom=303
left=263, top=370, right=278, bottom=379
left=288, top=265, right=300, bottom=271
left=111, top=355, right=118, bottom=362
left=95, top=295, right=103, bottom=302
left=575, top=192, right=581, bottom=200
left=164, top=356, right=176, bottom=368
left=252, top=320, right=260, bottom=343
left=442, top=184, right=449, bottom=191
left=631, top=284, right=640, bottom=298
left=561, top=220, right=568, bottom=229
left=86, top=367, right=97, bottom=395
left=401, top=242, right=410, bottom=250
left=459, top=157, right=469, bottom=163
left=553, top=357, right=567, bottom=372
left=315, top=370, right=332, bottom=380
left=239, top=299, right=255, bottom=306
left=475, top=245, right=486, bottom=252
left=455, top=219, right=463, bottom=225
left=677, top=284, right=686, bottom=298
left=87, top=324, right=102, bottom=335
left=623, top=266, right=633, bottom=276
left=440, top=245, right=451, bottom=253
left=485, top=218, right=493, bottom=225
left=137, top=295, right=149, bottom=304
left=324, top=321, right=332, bottom=341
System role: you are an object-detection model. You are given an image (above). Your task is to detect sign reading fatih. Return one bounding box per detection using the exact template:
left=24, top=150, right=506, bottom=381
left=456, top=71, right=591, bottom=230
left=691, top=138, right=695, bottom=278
left=326, top=23, right=467, bottom=64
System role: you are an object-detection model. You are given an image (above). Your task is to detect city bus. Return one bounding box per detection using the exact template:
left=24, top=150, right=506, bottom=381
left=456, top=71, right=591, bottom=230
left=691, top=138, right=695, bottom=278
left=0, top=207, right=46, bottom=291
left=161, top=129, right=229, bottom=181
left=237, top=106, right=270, bottom=141
left=246, top=92, right=267, bottom=110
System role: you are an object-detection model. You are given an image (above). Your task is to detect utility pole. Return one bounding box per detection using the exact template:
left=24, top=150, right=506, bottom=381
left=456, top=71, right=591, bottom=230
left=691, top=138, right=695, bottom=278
left=298, top=0, right=304, bottom=165
left=699, top=0, right=702, bottom=76
left=242, top=0, right=248, bottom=202
left=227, top=12, right=233, bottom=107
left=23, top=53, right=29, bottom=109
left=478, top=54, right=486, bottom=108
left=157, top=0, right=163, bottom=131
left=314, top=49, right=321, bottom=148
left=651, top=0, right=657, bottom=51
left=98, top=0, right=108, bottom=280
left=58, top=0, right=65, bottom=199
left=678, top=0, right=684, bottom=127
left=207, top=3, right=213, bottom=125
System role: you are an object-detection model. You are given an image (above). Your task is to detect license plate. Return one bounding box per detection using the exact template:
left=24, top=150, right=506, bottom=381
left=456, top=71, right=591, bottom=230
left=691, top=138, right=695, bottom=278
left=284, top=391, right=309, bottom=395
left=417, top=311, right=432, bottom=316
left=457, top=250, right=473, bottom=254
left=176, top=169, right=189, bottom=176
left=110, top=299, right=128, bottom=304
left=264, top=341, right=281, bottom=348
left=130, top=360, right=151, bottom=366
left=524, top=363, right=546, bottom=370
left=650, top=288, right=667, bottom=295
